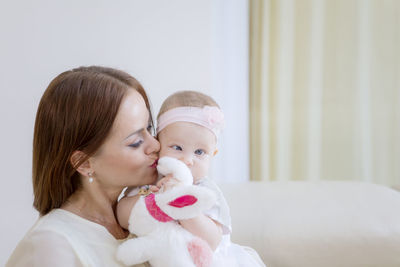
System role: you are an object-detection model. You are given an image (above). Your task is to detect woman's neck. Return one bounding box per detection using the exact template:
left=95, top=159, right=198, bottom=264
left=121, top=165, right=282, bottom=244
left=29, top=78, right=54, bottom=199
left=61, top=184, right=128, bottom=239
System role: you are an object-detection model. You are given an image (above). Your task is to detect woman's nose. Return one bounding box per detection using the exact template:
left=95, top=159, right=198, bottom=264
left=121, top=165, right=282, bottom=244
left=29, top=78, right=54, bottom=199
left=144, top=133, right=160, bottom=155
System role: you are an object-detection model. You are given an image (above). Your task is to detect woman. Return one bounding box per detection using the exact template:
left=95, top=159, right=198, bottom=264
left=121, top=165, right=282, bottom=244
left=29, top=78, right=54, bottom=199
left=6, top=66, right=159, bottom=266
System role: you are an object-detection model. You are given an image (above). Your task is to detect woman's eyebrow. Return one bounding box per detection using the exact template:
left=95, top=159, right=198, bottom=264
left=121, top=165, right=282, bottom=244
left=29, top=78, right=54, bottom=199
left=124, top=128, right=144, bottom=140
left=125, top=113, right=151, bottom=140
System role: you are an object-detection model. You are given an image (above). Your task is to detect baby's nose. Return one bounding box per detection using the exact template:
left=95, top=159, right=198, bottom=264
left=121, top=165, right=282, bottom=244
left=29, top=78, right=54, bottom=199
left=181, top=155, right=194, bottom=167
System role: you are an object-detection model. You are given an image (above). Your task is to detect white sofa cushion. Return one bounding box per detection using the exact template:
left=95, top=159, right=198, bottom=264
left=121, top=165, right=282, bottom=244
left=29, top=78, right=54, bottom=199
left=219, top=181, right=400, bottom=267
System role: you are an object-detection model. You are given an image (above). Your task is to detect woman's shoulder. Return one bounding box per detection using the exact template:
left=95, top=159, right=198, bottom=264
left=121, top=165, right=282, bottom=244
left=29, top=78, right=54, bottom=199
left=22, top=209, right=110, bottom=247
left=31, top=209, right=85, bottom=233
left=14, top=209, right=69, bottom=238
left=9, top=209, right=83, bottom=253
left=6, top=222, right=80, bottom=267
left=6, top=209, right=131, bottom=267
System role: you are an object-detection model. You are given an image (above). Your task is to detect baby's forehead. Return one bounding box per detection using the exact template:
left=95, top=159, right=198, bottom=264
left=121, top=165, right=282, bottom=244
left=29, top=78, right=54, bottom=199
left=159, top=121, right=210, bottom=135
left=158, top=124, right=216, bottom=147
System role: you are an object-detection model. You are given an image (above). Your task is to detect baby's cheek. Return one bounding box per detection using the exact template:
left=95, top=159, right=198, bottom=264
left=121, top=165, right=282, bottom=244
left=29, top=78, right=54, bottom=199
left=192, top=164, right=209, bottom=180
left=160, top=151, right=179, bottom=160
left=158, top=146, right=169, bottom=158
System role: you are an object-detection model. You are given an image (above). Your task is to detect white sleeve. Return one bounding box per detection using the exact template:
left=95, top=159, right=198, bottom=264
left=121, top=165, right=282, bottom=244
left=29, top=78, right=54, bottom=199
left=6, top=231, right=83, bottom=267
left=203, top=194, right=232, bottom=235
left=196, top=179, right=232, bottom=235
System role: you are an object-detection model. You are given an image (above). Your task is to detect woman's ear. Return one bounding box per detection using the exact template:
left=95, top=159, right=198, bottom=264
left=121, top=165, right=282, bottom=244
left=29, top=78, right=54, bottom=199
left=70, top=150, right=92, bottom=177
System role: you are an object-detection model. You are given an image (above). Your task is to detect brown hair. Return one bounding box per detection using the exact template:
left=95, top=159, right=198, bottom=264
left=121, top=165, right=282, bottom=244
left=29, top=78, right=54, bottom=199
left=33, top=66, right=153, bottom=215
left=157, top=90, right=219, bottom=119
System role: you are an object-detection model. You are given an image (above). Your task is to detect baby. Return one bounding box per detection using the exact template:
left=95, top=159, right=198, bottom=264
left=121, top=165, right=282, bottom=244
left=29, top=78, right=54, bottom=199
left=117, top=91, right=265, bottom=266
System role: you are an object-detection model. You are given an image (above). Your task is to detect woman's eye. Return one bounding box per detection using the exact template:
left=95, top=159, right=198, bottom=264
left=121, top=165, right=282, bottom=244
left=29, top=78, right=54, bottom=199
left=146, top=124, right=153, bottom=133
left=172, top=145, right=182, bottom=151
left=195, top=149, right=205, bottom=156
left=129, top=140, right=143, bottom=148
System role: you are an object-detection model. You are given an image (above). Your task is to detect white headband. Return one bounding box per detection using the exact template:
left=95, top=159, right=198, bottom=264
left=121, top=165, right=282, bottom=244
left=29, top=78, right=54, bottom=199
left=156, top=106, right=225, bottom=138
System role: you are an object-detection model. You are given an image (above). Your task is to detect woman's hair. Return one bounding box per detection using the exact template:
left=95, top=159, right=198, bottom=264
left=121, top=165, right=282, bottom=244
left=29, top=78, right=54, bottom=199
left=33, top=66, right=153, bottom=215
left=157, top=90, right=219, bottom=119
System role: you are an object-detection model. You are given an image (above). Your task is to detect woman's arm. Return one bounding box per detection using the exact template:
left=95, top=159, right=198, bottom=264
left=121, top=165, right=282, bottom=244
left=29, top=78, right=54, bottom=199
left=179, top=215, right=223, bottom=251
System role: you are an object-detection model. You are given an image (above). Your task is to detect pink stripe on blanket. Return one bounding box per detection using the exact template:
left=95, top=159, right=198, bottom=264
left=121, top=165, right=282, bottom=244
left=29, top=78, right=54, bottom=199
left=145, top=194, right=174, bottom=222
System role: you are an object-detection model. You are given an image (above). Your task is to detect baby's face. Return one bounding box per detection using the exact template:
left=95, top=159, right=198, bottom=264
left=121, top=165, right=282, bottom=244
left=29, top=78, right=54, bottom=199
left=158, top=121, right=217, bottom=182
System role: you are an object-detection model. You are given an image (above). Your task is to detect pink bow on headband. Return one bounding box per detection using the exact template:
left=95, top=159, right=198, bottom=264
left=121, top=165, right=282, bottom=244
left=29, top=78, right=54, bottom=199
left=202, top=106, right=225, bottom=133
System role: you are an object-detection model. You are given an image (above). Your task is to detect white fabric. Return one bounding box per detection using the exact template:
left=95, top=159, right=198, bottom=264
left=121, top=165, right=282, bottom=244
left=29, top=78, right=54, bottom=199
left=6, top=209, right=147, bottom=267
left=196, top=177, right=266, bottom=267
left=220, top=181, right=400, bottom=267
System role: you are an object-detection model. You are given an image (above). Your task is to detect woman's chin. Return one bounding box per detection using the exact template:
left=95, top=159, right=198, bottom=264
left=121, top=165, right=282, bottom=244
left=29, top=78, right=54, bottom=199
left=145, top=170, right=158, bottom=185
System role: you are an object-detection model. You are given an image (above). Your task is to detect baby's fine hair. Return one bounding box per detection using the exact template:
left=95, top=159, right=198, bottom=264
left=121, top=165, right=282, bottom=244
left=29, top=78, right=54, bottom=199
left=157, top=90, right=220, bottom=119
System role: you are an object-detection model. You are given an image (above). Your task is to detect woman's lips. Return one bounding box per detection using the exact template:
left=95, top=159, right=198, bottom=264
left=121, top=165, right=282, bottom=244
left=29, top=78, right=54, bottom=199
left=150, top=159, right=158, bottom=168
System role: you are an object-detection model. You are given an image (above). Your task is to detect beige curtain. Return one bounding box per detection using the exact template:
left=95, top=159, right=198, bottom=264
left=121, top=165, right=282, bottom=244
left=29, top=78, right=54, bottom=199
left=249, top=0, right=400, bottom=186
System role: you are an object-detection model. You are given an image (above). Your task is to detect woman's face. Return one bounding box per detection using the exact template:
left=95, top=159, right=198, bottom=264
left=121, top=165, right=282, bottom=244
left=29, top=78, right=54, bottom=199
left=89, top=90, right=160, bottom=189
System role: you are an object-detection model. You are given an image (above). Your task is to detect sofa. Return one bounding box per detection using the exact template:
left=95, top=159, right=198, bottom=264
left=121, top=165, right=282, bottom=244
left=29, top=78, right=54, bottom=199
left=219, top=181, right=400, bottom=267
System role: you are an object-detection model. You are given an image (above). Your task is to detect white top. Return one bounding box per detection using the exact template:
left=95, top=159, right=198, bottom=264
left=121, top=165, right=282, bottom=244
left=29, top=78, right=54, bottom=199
left=6, top=209, right=148, bottom=267
left=196, top=178, right=266, bottom=267
left=195, top=177, right=232, bottom=235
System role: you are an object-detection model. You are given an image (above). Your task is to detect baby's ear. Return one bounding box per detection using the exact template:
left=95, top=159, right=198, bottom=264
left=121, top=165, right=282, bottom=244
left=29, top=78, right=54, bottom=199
left=213, top=149, right=218, bottom=156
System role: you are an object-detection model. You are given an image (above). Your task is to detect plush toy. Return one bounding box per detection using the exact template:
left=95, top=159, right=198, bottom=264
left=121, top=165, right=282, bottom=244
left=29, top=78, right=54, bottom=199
left=116, top=156, right=217, bottom=267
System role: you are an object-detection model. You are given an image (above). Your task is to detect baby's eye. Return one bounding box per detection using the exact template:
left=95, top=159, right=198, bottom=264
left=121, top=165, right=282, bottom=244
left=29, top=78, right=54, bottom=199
left=172, top=145, right=182, bottom=151
left=194, top=149, right=205, bottom=156
left=129, top=140, right=143, bottom=148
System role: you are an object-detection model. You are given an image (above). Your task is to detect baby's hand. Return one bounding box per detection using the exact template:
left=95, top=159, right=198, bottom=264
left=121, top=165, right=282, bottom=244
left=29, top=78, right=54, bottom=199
left=148, top=185, right=159, bottom=193
left=124, top=184, right=159, bottom=197
left=157, top=174, right=182, bottom=192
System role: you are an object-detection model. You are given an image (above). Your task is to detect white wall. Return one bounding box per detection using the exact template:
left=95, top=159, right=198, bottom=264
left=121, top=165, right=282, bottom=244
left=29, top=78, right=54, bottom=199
left=0, top=0, right=248, bottom=264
